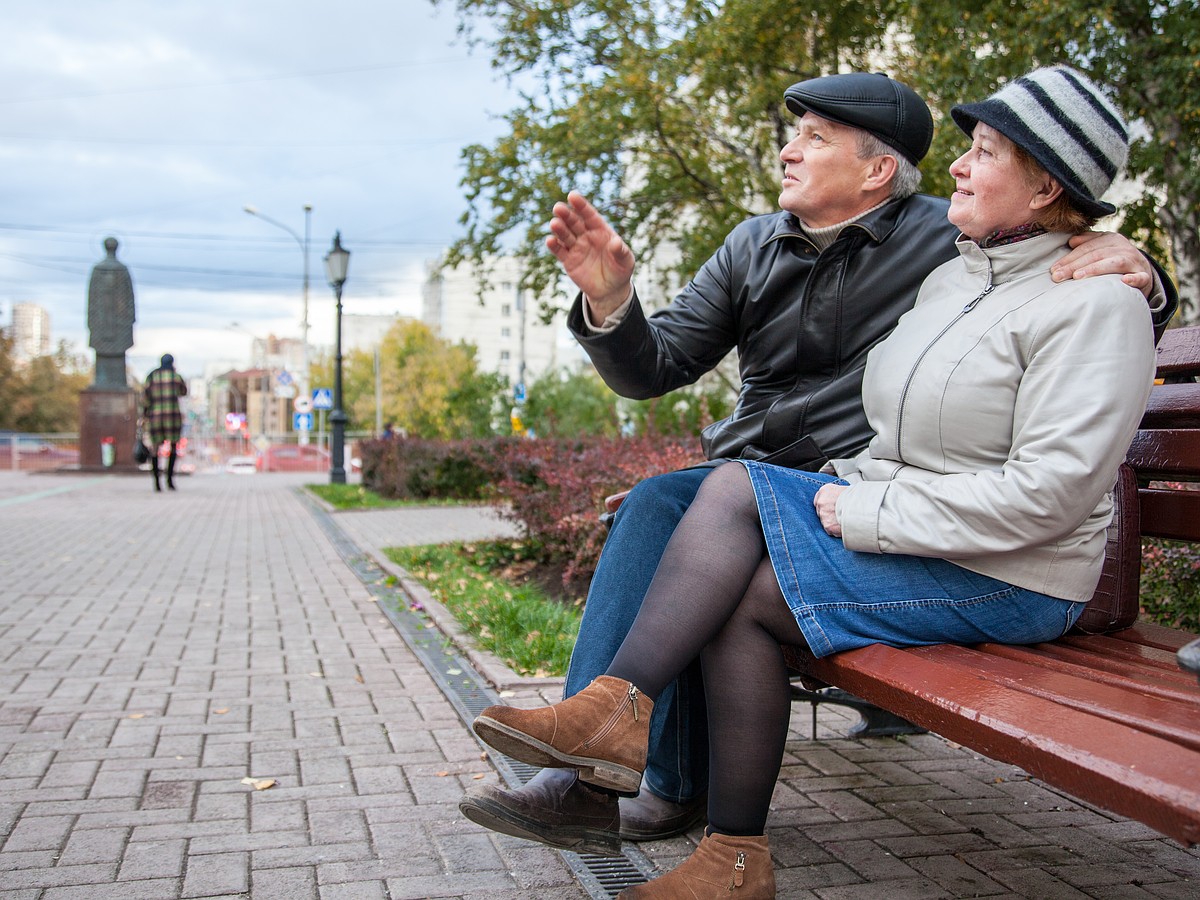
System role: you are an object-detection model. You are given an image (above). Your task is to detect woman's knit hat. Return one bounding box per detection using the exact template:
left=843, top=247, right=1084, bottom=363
left=950, top=66, right=1129, bottom=217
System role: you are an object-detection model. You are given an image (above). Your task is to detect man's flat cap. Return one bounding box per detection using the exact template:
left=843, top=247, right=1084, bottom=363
left=784, top=72, right=934, bottom=165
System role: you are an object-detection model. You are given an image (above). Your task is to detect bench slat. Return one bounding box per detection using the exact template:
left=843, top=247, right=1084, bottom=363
left=903, top=644, right=1200, bottom=751
left=984, top=643, right=1200, bottom=702
left=1144, top=382, right=1200, bottom=428
left=1110, top=620, right=1199, bottom=652
left=800, top=644, right=1200, bottom=846
left=1128, top=429, right=1200, bottom=480
left=1154, top=327, right=1200, bottom=375
left=1056, top=631, right=1192, bottom=673
left=1139, top=488, right=1200, bottom=541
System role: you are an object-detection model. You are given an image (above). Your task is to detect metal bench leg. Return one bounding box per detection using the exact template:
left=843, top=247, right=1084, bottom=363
left=1179, top=638, right=1200, bottom=686
left=790, top=681, right=927, bottom=739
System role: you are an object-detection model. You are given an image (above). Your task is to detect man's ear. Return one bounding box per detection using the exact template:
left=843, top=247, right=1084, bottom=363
left=1030, top=174, right=1065, bottom=210
left=863, top=154, right=898, bottom=193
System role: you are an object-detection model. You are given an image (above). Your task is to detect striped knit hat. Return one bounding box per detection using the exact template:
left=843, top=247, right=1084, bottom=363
left=950, top=66, right=1129, bottom=217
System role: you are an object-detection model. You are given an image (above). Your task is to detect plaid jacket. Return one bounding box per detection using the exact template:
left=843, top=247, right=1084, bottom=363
left=143, top=366, right=188, bottom=446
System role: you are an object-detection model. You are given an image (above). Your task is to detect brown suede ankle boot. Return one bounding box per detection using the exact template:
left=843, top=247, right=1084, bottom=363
left=473, top=675, right=653, bottom=794
left=618, top=831, right=775, bottom=898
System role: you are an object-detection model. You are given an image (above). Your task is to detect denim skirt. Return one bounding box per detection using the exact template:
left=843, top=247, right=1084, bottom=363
left=739, top=462, right=1085, bottom=658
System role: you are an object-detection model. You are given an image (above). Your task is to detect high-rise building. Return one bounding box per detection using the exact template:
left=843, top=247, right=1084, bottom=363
left=421, top=256, right=586, bottom=390
left=8, top=303, right=51, bottom=364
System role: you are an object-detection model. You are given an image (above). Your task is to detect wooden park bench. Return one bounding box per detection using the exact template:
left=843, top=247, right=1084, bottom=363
left=604, top=323, right=1200, bottom=847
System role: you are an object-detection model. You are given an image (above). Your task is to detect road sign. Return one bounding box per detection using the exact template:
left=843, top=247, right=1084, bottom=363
left=294, top=396, right=312, bottom=414
left=293, top=412, right=313, bottom=431
left=312, top=387, right=333, bottom=410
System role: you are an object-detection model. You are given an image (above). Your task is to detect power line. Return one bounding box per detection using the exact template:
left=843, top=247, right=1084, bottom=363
left=0, top=222, right=452, bottom=248
left=0, top=132, right=476, bottom=149
left=0, top=57, right=476, bottom=106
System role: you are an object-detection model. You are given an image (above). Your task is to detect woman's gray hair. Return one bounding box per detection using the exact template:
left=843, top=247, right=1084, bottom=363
left=856, top=131, right=923, bottom=199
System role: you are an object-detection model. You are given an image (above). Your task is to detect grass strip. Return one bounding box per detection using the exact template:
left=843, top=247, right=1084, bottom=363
left=306, top=483, right=475, bottom=510
left=384, top=541, right=581, bottom=677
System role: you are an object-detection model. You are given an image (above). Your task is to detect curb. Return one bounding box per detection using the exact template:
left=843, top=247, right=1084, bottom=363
left=370, top=550, right=565, bottom=694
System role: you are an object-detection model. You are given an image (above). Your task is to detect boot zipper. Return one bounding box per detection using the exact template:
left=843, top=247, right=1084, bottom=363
left=730, top=850, right=745, bottom=889
left=582, top=682, right=641, bottom=750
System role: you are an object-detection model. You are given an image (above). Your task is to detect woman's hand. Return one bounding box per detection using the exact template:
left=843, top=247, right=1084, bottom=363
left=814, top=483, right=847, bottom=537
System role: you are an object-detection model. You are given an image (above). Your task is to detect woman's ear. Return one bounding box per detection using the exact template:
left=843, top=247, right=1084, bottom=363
left=1029, top=174, right=1065, bottom=211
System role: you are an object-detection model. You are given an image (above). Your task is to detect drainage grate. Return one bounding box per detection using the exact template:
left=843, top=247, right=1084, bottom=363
left=302, top=492, right=654, bottom=897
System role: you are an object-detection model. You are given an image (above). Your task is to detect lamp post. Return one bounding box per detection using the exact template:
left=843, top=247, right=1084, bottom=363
left=324, top=231, right=351, bottom=484
left=244, top=203, right=313, bottom=444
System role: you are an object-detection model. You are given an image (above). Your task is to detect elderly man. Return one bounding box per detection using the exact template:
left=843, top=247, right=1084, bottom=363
left=459, top=72, right=1176, bottom=855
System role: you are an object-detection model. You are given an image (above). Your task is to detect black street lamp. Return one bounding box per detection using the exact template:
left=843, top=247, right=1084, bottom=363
left=324, top=231, right=351, bottom=484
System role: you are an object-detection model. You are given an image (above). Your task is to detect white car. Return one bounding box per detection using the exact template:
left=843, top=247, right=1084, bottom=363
left=225, top=456, right=257, bottom=475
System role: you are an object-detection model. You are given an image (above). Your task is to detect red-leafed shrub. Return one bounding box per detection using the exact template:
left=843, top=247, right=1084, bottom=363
left=360, top=436, right=512, bottom=500
left=360, top=434, right=704, bottom=588
left=1141, top=538, right=1200, bottom=632
left=1140, top=483, right=1200, bottom=632
left=492, top=435, right=703, bottom=588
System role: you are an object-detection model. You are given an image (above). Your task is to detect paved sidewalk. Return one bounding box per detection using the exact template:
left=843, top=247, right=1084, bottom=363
left=0, top=471, right=585, bottom=899
left=1, top=470, right=1197, bottom=899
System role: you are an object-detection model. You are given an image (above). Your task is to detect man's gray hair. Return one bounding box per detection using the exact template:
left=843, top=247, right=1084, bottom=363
left=856, top=131, right=923, bottom=199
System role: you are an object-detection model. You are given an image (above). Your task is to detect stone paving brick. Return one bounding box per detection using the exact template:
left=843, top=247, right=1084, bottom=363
left=118, top=838, right=186, bottom=879
left=990, top=865, right=1094, bottom=898
left=826, top=838, right=922, bottom=882
left=813, top=879, right=954, bottom=899
left=319, top=880, right=389, bottom=900
left=41, top=879, right=182, bottom=899
left=0, top=862, right=118, bottom=889
left=2, top=813, right=75, bottom=851
left=180, top=850, right=249, bottom=897
left=251, top=864, right=319, bottom=899
left=56, top=825, right=130, bottom=865
left=253, top=840, right=376, bottom=869
left=192, top=790, right=249, bottom=824
left=0, top=849, right=58, bottom=871
left=907, top=851, right=1010, bottom=895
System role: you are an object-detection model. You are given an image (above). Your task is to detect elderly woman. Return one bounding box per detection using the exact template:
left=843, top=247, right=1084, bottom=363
left=470, top=66, right=1159, bottom=897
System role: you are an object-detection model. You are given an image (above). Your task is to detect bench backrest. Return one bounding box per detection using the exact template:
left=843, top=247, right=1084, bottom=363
left=1132, top=325, right=1200, bottom=542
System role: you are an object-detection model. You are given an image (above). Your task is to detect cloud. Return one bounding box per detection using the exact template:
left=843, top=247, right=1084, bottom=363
left=0, top=0, right=521, bottom=380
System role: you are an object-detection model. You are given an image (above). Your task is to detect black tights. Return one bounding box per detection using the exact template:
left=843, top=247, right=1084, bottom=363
left=607, top=462, right=808, bottom=835
left=151, top=442, right=178, bottom=490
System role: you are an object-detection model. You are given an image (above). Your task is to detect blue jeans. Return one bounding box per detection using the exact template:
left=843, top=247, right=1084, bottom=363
left=564, top=466, right=714, bottom=803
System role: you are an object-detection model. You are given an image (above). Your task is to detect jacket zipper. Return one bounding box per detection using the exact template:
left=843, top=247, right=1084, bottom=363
left=893, top=265, right=994, bottom=457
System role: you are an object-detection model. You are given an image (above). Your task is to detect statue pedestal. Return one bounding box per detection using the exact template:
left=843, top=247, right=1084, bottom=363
left=79, top=389, right=140, bottom=472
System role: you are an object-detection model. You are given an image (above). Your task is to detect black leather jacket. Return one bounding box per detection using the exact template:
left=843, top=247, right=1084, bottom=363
left=569, top=194, right=961, bottom=469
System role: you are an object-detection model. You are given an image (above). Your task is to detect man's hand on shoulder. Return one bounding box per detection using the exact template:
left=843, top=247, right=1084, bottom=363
left=1051, top=231, right=1154, bottom=297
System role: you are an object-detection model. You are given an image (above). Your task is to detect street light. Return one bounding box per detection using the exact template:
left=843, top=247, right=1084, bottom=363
left=243, top=203, right=313, bottom=444
left=324, top=231, right=351, bottom=484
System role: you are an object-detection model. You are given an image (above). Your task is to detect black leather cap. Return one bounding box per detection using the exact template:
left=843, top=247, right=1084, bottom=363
left=784, top=73, right=934, bottom=165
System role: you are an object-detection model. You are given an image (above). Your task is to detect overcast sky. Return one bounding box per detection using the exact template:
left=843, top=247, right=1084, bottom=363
left=0, top=1, right=526, bottom=380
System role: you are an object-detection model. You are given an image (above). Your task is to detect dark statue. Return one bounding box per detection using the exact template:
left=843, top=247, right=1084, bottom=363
left=87, top=236, right=136, bottom=388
